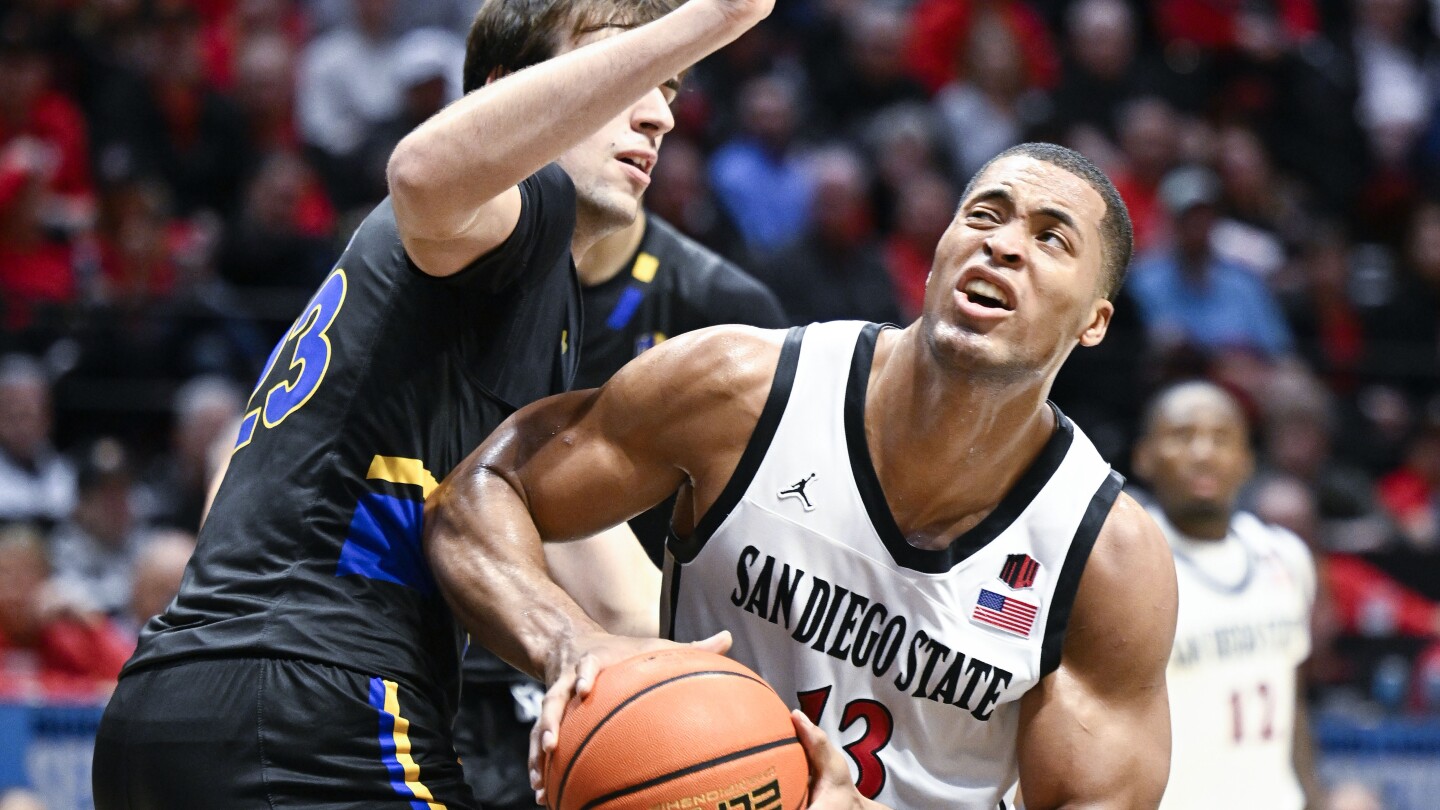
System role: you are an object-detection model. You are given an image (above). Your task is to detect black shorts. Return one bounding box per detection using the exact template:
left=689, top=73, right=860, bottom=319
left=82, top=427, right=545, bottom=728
left=93, top=657, right=477, bottom=810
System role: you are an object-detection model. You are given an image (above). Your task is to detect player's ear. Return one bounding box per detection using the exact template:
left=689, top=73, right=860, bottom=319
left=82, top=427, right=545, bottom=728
left=1077, top=297, right=1113, bottom=348
left=485, top=67, right=511, bottom=86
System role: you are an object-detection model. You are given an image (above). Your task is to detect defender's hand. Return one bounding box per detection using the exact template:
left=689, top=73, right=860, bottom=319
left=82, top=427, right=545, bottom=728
left=792, top=710, right=893, bottom=810
left=529, top=630, right=732, bottom=804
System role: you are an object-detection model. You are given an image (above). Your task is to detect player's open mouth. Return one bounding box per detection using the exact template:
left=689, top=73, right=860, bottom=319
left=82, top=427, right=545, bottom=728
left=961, top=277, right=1014, bottom=311
left=616, top=152, right=655, bottom=175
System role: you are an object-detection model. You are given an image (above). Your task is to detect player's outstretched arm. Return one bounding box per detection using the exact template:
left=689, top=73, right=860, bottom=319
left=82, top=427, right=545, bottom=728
left=388, top=0, right=773, bottom=277
left=1015, top=493, right=1178, bottom=810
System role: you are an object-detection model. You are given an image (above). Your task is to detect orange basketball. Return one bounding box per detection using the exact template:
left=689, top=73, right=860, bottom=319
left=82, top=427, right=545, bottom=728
left=544, top=649, right=810, bottom=810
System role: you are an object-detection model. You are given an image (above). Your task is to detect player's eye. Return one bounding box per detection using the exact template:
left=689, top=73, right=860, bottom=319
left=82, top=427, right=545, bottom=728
left=967, top=208, right=999, bottom=224
left=1038, top=230, right=1070, bottom=251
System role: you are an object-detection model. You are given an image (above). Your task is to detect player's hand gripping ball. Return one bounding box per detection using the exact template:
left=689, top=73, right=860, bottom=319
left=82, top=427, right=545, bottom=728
left=543, top=649, right=809, bottom=810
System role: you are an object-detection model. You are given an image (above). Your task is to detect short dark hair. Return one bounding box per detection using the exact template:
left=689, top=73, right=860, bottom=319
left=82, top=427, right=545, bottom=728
left=961, top=143, right=1134, bottom=300
left=463, top=0, right=681, bottom=94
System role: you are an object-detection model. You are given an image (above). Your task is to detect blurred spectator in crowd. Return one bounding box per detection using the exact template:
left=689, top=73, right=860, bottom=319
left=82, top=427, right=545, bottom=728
left=90, top=6, right=252, bottom=219
left=201, top=0, right=308, bottom=93
left=145, top=376, right=243, bottom=532
left=1378, top=416, right=1440, bottom=548
left=1105, top=97, right=1183, bottom=254
left=756, top=146, right=901, bottom=326
left=234, top=33, right=301, bottom=155
left=934, top=17, right=1047, bottom=181
left=0, top=16, right=87, bottom=329
left=356, top=29, right=464, bottom=206
left=94, top=178, right=184, bottom=304
left=0, top=12, right=94, bottom=232
left=1278, top=231, right=1365, bottom=390
left=217, top=151, right=336, bottom=292
left=299, top=0, right=399, bottom=165
left=863, top=103, right=949, bottom=234
left=1363, top=201, right=1440, bottom=397
left=1328, top=782, right=1384, bottom=810
left=807, top=5, right=927, bottom=136
left=1252, top=369, right=1392, bottom=550
left=1130, top=166, right=1295, bottom=357
left=1052, top=0, right=1167, bottom=143
left=1212, top=125, right=1295, bottom=278
left=903, top=0, right=1059, bottom=94
left=0, top=524, right=130, bottom=700
left=710, top=75, right=814, bottom=254
left=300, top=1, right=465, bottom=209
left=49, top=438, right=148, bottom=617
left=647, top=136, right=747, bottom=264
left=884, top=170, right=955, bottom=320
left=1348, top=0, right=1432, bottom=239
left=305, top=0, right=475, bottom=39
left=123, top=530, right=195, bottom=638
left=1155, top=0, right=1318, bottom=52
left=0, top=355, right=73, bottom=526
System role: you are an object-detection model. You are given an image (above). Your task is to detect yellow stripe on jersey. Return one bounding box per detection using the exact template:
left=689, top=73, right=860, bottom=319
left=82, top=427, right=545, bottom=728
left=382, top=679, right=446, bottom=810
left=367, top=456, right=439, bottom=499
left=631, top=252, right=659, bottom=283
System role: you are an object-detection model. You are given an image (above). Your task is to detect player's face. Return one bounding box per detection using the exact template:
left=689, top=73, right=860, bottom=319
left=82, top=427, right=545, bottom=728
left=920, top=156, right=1113, bottom=381
left=554, top=29, right=677, bottom=234
left=1137, top=396, right=1254, bottom=527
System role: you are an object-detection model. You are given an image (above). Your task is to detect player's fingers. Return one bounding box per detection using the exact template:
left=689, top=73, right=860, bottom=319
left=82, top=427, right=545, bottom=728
left=574, top=653, right=601, bottom=696
left=689, top=629, right=732, bottom=655
left=791, top=710, right=850, bottom=788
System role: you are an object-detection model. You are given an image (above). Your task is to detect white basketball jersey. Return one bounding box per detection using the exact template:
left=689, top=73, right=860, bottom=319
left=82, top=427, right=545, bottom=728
left=1154, top=507, right=1315, bottom=810
left=663, top=322, right=1123, bottom=809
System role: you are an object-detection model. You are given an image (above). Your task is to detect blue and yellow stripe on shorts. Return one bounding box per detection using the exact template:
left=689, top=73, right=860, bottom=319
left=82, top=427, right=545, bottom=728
left=368, top=677, right=447, bottom=810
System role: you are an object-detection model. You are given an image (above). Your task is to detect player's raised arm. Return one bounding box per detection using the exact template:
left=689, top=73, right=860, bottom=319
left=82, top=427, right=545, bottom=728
left=388, top=0, right=772, bottom=277
left=1015, top=492, right=1178, bottom=809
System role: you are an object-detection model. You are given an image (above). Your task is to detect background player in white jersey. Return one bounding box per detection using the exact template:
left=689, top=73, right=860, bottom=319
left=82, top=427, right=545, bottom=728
left=1133, top=382, right=1322, bottom=810
left=426, top=142, right=1180, bottom=809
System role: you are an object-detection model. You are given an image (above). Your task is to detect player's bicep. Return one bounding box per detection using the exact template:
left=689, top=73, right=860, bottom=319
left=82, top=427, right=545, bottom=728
left=1016, top=494, right=1178, bottom=809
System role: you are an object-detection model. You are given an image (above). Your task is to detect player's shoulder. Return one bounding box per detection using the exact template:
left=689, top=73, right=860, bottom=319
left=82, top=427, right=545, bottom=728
left=1092, top=491, right=1176, bottom=585
left=1062, top=491, right=1178, bottom=683
left=608, top=324, right=791, bottom=400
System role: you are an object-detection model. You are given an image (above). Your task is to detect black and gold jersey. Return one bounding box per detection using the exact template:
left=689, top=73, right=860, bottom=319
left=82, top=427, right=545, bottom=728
left=126, top=165, right=582, bottom=715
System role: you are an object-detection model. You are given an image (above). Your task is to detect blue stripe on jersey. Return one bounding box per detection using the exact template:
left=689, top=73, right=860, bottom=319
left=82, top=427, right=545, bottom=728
left=337, top=493, right=435, bottom=595
left=605, top=286, right=646, bottom=330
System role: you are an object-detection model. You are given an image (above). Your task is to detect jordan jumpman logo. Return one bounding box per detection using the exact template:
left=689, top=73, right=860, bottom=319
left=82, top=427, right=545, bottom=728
left=778, top=473, right=817, bottom=511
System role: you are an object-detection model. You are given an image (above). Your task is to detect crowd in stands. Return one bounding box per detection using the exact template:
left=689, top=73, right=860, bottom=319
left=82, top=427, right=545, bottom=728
left=0, top=0, right=1437, bottom=719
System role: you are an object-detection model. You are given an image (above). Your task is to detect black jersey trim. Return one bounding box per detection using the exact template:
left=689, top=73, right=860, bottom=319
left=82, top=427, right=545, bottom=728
left=1040, top=469, right=1125, bottom=676
left=844, top=323, right=1076, bottom=574
left=663, top=554, right=682, bottom=641
left=667, top=326, right=805, bottom=564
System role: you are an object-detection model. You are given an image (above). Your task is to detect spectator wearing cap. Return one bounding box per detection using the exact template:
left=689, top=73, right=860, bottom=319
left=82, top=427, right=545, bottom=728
left=1130, top=166, right=1295, bottom=358
left=49, top=438, right=150, bottom=617
left=0, top=355, right=75, bottom=526
left=354, top=28, right=465, bottom=207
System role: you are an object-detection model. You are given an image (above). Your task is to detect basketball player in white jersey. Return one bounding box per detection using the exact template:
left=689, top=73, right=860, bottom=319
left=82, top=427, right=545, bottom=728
left=425, top=142, right=1179, bottom=809
left=1133, top=382, right=1322, bottom=810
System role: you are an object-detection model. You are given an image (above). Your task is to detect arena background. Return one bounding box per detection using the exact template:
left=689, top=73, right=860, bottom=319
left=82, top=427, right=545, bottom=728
left=1, top=0, right=1439, bottom=807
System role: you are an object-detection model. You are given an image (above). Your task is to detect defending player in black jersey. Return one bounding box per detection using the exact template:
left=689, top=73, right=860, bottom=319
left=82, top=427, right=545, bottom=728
left=92, top=0, right=774, bottom=806
left=455, top=208, right=784, bottom=809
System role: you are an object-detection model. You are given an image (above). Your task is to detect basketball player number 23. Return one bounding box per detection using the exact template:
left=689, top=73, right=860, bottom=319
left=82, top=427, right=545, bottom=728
left=797, top=686, right=894, bottom=799
left=234, top=269, right=348, bottom=450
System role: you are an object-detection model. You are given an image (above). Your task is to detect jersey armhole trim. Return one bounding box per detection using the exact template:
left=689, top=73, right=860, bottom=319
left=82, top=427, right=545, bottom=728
left=667, top=325, right=805, bottom=564
left=1040, top=468, right=1125, bottom=676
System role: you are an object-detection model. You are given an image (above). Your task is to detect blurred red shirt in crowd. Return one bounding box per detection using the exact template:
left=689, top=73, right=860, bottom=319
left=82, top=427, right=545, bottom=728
left=0, top=529, right=130, bottom=701
left=904, top=0, right=1060, bottom=95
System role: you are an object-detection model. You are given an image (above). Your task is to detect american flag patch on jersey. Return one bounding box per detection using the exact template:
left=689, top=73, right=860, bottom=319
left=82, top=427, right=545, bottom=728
left=972, top=588, right=1038, bottom=637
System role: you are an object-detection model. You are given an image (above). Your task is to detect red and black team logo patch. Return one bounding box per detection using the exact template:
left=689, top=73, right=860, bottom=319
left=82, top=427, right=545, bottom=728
left=1000, top=553, right=1039, bottom=590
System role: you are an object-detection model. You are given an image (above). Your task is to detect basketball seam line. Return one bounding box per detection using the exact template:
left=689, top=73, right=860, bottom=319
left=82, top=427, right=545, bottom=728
left=553, top=668, right=774, bottom=809
left=576, top=736, right=800, bottom=810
